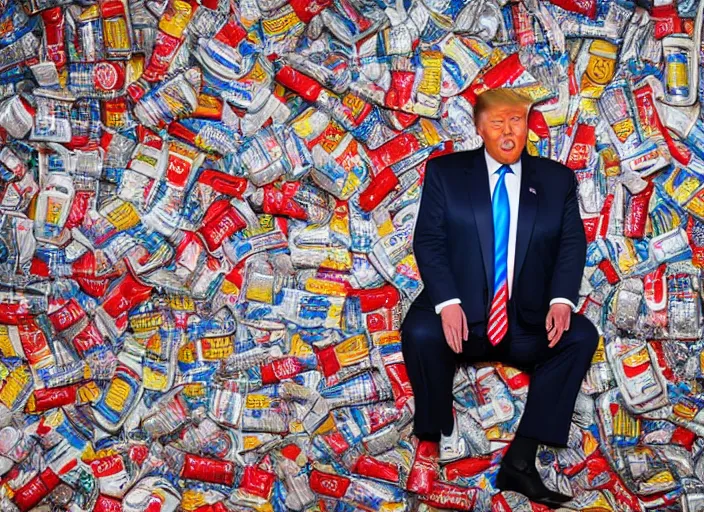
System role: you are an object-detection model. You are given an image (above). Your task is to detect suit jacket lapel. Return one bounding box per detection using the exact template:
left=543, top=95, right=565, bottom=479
left=514, top=151, right=538, bottom=293
left=466, top=148, right=494, bottom=298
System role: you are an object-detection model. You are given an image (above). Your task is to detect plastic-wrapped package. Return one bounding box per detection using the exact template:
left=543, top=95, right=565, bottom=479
left=3, top=0, right=704, bottom=509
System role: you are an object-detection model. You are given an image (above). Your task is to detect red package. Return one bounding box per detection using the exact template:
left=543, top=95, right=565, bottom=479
left=624, top=182, right=653, bottom=238
left=351, top=455, right=399, bottom=483
left=358, top=168, right=399, bottom=211
left=597, top=259, right=620, bottom=285
left=262, top=182, right=308, bottom=219
left=280, top=443, right=303, bottom=462
left=69, top=251, right=105, bottom=279
left=641, top=491, right=681, bottom=509
left=582, top=214, right=599, bottom=243
left=582, top=450, right=641, bottom=510
left=48, top=298, right=87, bottom=332
left=91, top=454, right=126, bottom=479
left=651, top=3, right=682, bottom=39
left=346, top=284, right=400, bottom=312
left=384, top=362, right=413, bottom=408
left=549, top=0, right=597, bottom=19
left=102, top=97, right=131, bottom=129
left=429, top=140, right=455, bottom=160
left=65, top=190, right=94, bottom=229
left=101, top=272, right=153, bottom=319
left=260, top=357, right=311, bottom=384
left=567, top=62, right=579, bottom=95
left=687, top=216, right=704, bottom=268
left=367, top=133, right=421, bottom=171
left=18, top=319, right=52, bottom=367
left=182, top=454, right=236, bottom=486
left=238, top=465, right=276, bottom=498
left=224, top=260, right=246, bottom=289
left=384, top=109, right=418, bottom=131
left=72, top=321, right=103, bottom=357
left=40, top=7, right=67, bottom=69
left=94, top=495, right=123, bottom=512
left=14, top=468, right=60, bottom=512
left=566, top=124, right=595, bottom=170
left=483, top=53, right=526, bottom=89
left=407, top=440, right=439, bottom=495
left=214, top=19, right=247, bottom=48
left=322, top=431, right=349, bottom=455
left=309, top=469, right=350, bottom=498
left=385, top=70, right=415, bottom=110
left=315, top=345, right=342, bottom=378
left=91, top=62, right=126, bottom=92
left=670, top=425, right=697, bottom=449
left=197, top=170, right=249, bottom=199
left=0, top=302, right=31, bottom=324
left=633, top=82, right=690, bottom=165
left=366, top=308, right=395, bottom=333
left=497, top=364, right=530, bottom=392
left=528, top=110, right=550, bottom=139
left=128, top=444, right=150, bottom=466
left=289, top=0, right=333, bottom=23
left=596, top=193, right=614, bottom=240
left=443, top=456, right=493, bottom=481
left=198, top=199, right=247, bottom=252
left=308, top=120, right=346, bottom=151
left=492, top=494, right=513, bottom=512
left=420, top=480, right=478, bottom=510
left=27, top=256, right=51, bottom=280
left=167, top=122, right=201, bottom=147
left=142, top=31, right=183, bottom=83
left=275, top=66, right=325, bottom=103
left=644, top=264, right=666, bottom=313
left=164, top=147, right=195, bottom=190
left=461, top=53, right=526, bottom=105
left=27, top=385, right=79, bottom=412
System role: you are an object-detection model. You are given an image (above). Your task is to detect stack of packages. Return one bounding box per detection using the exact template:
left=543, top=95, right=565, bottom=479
left=0, top=0, right=703, bottom=510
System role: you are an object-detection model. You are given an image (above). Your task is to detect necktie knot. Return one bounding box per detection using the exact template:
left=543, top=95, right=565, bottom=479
left=495, top=164, right=514, bottom=177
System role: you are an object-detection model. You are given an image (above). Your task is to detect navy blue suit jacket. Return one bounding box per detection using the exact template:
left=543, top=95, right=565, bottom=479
left=411, top=146, right=587, bottom=330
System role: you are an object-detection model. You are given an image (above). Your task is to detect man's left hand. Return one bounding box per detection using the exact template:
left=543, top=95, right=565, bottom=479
left=546, top=303, right=571, bottom=348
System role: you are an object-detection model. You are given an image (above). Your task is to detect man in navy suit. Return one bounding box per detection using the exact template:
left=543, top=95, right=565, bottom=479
left=402, top=88, right=599, bottom=508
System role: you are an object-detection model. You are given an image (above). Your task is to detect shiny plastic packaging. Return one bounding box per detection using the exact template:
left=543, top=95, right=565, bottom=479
left=1, top=0, right=704, bottom=510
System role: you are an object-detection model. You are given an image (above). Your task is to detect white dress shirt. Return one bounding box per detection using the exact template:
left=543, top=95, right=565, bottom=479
left=434, top=149, right=576, bottom=314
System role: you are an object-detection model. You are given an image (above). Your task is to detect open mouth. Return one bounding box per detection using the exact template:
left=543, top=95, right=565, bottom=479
left=500, top=139, right=516, bottom=151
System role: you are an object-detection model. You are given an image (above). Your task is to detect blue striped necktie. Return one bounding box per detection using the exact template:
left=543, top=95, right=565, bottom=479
left=488, top=163, right=513, bottom=345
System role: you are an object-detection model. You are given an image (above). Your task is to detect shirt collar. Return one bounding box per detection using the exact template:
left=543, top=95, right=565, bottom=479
left=484, top=148, right=522, bottom=178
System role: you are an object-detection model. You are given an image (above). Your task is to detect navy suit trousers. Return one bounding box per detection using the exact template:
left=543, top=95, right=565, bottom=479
left=400, top=300, right=599, bottom=447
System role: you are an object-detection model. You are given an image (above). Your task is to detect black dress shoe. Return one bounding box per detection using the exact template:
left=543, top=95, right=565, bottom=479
left=496, top=460, right=573, bottom=509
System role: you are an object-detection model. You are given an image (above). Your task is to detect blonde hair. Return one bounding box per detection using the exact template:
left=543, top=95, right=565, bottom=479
left=474, top=88, right=533, bottom=123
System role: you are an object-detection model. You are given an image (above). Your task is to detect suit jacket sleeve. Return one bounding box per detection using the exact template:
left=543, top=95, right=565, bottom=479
left=412, top=158, right=460, bottom=306
left=549, top=170, right=586, bottom=305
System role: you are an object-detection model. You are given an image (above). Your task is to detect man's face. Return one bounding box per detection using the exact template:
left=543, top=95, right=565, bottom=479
left=476, top=103, right=529, bottom=164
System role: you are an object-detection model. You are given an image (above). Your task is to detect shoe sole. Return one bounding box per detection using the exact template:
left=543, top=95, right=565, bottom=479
left=496, top=468, right=571, bottom=509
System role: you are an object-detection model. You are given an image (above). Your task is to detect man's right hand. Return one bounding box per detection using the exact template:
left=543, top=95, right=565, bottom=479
left=440, top=304, right=468, bottom=354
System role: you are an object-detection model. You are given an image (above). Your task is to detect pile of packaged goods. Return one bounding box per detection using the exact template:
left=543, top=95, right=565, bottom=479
left=1, top=0, right=704, bottom=510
